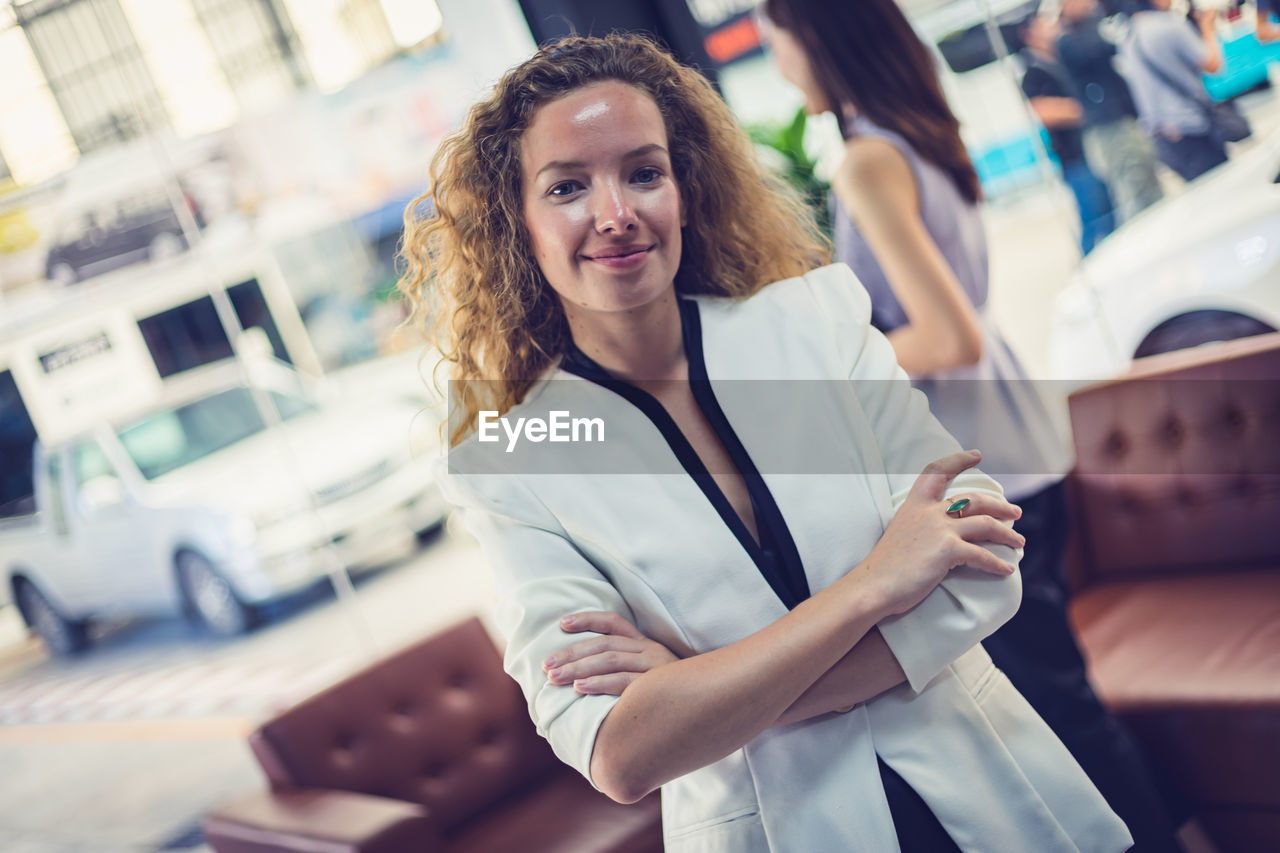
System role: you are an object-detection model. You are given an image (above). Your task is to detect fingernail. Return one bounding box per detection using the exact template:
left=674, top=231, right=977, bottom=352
left=548, top=667, right=563, bottom=681
left=561, top=615, right=575, bottom=627
left=543, top=657, right=556, bottom=670
left=968, top=449, right=981, bottom=457
left=1012, top=504, right=1023, bottom=518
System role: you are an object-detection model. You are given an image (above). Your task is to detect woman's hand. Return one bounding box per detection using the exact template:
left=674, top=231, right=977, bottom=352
left=859, top=449, right=1024, bottom=617
left=543, top=611, right=679, bottom=695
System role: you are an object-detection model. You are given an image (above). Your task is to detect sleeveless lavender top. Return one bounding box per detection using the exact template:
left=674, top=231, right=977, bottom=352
left=832, top=116, right=1071, bottom=499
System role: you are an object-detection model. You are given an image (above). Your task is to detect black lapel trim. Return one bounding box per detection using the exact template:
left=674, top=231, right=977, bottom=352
left=559, top=298, right=810, bottom=609
left=680, top=299, right=811, bottom=609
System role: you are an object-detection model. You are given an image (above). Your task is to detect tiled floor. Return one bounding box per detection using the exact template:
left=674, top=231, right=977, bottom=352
left=0, top=526, right=495, bottom=852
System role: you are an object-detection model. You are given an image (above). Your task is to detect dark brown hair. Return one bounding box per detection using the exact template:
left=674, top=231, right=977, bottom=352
left=399, top=33, right=829, bottom=446
left=765, top=0, right=983, bottom=204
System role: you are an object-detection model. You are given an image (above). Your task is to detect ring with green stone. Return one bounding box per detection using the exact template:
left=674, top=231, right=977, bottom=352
left=945, top=498, right=970, bottom=518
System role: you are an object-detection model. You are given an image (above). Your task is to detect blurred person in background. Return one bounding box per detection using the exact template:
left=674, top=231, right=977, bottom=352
left=1057, top=0, right=1165, bottom=222
left=756, top=1, right=1186, bottom=846
left=409, top=31, right=1133, bottom=853
left=1255, top=0, right=1280, bottom=41
left=1020, top=12, right=1118, bottom=253
left=1119, top=0, right=1228, bottom=180
left=550, top=1, right=1189, bottom=849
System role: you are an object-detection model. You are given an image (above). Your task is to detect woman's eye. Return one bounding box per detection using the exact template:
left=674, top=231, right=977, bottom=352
left=633, top=167, right=661, bottom=184
left=549, top=181, right=581, bottom=197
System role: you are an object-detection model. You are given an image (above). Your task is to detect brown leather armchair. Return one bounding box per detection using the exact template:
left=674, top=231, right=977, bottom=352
left=1063, top=333, right=1280, bottom=853
left=203, top=617, right=662, bottom=853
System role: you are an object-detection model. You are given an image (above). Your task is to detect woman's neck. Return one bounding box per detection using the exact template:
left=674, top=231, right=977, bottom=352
left=565, top=289, right=687, bottom=383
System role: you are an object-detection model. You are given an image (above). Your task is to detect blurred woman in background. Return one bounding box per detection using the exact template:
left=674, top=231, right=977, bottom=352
left=751, top=1, right=1182, bottom=848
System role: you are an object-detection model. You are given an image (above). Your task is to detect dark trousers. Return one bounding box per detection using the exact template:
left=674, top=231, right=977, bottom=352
left=1062, top=159, right=1116, bottom=255
left=1155, top=132, right=1228, bottom=182
left=984, top=481, right=1186, bottom=853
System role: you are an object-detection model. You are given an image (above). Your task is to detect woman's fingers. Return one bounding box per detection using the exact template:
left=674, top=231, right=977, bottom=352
left=559, top=610, right=645, bottom=638
left=953, top=515, right=1026, bottom=551
left=544, top=635, right=644, bottom=671
left=944, top=492, right=1021, bottom=522
left=547, top=648, right=651, bottom=685
left=952, top=541, right=1019, bottom=577
left=545, top=611, right=680, bottom=689
left=573, top=672, right=641, bottom=696
left=908, top=450, right=982, bottom=502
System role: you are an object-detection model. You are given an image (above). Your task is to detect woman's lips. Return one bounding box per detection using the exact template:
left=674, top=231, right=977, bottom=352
left=585, top=247, right=651, bottom=269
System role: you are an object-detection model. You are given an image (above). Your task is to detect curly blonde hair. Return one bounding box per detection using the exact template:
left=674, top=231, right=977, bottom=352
left=399, top=33, right=830, bottom=447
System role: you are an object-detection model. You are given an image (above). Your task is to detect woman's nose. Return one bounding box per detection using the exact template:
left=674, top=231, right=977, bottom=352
left=595, top=184, right=637, bottom=233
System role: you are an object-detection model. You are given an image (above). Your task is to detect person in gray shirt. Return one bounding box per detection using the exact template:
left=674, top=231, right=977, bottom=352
left=1118, top=0, right=1226, bottom=181
left=1057, top=0, right=1163, bottom=223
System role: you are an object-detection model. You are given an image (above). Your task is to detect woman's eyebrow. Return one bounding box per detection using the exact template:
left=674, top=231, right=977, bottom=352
left=535, top=143, right=669, bottom=178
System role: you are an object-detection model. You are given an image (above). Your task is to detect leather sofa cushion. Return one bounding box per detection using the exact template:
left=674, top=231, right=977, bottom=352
left=250, top=618, right=561, bottom=833
left=202, top=788, right=439, bottom=853
left=447, top=771, right=662, bottom=853
left=1065, top=334, right=1280, bottom=587
left=1069, top=570, right=1280, bottom=808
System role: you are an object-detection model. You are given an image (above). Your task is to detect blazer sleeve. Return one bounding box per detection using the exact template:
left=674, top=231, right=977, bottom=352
left=435, top=460, right=629, bottom=788
left=803, top=263, right=1023, bottom=693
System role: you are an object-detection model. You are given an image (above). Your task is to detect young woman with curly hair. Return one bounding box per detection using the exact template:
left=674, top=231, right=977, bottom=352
left=401, top=33, right=822, bottom=447
left=403, top=32, right=1130, bottom=853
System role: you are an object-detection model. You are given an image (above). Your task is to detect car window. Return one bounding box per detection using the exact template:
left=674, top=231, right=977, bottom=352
left=72, top=440, right=117, bottom=487
left=46, top=453, right=69, bottom=537
left=269, top=388, right=316, bottom=421
left=118, top=387, right=266, bottom=480
left=117, top=385, right=316, bottom=480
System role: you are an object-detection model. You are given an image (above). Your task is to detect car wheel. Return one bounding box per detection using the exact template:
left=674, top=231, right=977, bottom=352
left=148, top=231, right=184, bottom=261
left=1135, top=310, right=1276, bottom=359
left=48, top=262, right=77, bottom=286
left=15, top=579, right=88, bottom=656
left=176, top=551, right=257, bottom=637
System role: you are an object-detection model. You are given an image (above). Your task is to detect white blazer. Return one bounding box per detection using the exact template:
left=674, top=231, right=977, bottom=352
left=437, top=264, right=1131, bottom=853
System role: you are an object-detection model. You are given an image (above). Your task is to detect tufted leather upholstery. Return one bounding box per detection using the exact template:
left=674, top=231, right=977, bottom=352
left=204, top=617, right=662, bottom=852
left=1063, top=333, right=1280, bottom=853
left=1066, top=334, right=1280, bottom=588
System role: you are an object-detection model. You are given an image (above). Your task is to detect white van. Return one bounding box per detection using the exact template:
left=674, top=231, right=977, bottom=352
left=0, top=356, right=445, bottom=654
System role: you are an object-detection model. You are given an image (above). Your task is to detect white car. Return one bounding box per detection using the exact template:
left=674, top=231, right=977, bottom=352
left=1050, top=128, right=1280, bottom=380
left=0, top=357, right=446, bottom=654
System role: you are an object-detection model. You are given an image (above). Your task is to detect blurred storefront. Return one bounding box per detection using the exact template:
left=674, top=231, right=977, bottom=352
left=0, top=0, right=536, bottom=641
left=0, top=0, right=531, bottom=438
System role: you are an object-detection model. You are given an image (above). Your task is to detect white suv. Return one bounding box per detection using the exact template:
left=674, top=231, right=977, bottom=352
left=1, top=357, right=446, bottom=654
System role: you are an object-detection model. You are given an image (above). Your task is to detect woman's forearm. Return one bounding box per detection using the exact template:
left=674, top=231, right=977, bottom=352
left=589, top=566, right=890, bottom=803
left=1198, top=13, right=1223, bottom=73
left=585, top=451, right=1018, bottom=803
left=773, top=627, right=906, bottom=726
left=887, top=322, right=981, bottom=375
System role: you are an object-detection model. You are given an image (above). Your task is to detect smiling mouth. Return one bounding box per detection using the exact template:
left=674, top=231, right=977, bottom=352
left=585, top=246, right=652, bottom=262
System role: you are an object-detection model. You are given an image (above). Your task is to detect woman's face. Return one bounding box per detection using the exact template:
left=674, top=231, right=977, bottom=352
left=765, top=22, right=830, bottom=115
left=520, top=80, right=684, bottom=322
